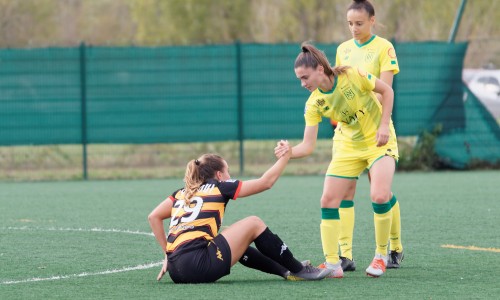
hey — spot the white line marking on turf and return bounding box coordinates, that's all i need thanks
[3,226,154,236]
[1,226,159,285]
[1,261,163,285]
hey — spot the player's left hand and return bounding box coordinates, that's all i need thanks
[274,140,290,158]
[376,125,390,147]
[157,254,168,281]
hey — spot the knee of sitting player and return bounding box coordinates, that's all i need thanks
[244,215,266,230]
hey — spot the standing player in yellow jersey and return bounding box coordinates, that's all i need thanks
[335,0,403,272]
[275,42,398,277]
[148,148,331,283]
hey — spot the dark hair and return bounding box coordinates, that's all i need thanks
[183,154,225,205]
[295,42,350,76]
[348,0,375,17]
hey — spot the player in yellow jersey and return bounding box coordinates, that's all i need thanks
[334,0,403,272]
[148,148,331,283]
[275,42,398,278]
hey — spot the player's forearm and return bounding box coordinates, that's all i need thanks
[379,89,394,127]
[149,216,168,252]
[291,142,315,158]
[260,156,290,188]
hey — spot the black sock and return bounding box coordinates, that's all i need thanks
[239,246,289,277]
[253,227,303,273]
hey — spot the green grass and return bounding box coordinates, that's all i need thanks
[1,171,499,299]
[0,139,416,181]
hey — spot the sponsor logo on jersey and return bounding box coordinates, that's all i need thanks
[388,47,397,58]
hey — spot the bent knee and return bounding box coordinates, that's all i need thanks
[244,216,265,227]
[370,192,391,204]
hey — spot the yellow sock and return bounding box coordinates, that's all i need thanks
[389,195,403,252]
[320,208,340,264]
[339,200,355,260]
[372,202,392,256]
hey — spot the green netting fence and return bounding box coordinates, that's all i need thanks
[0,41,499,178]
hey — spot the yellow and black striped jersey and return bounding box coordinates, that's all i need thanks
[166,179,242,255]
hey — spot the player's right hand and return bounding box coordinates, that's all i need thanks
[157,255,168,281]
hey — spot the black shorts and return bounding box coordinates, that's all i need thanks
[167,235,232,283]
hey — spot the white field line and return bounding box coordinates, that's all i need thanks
[1,226,159,285]
[3,226,154,236]
[1,261,163,285]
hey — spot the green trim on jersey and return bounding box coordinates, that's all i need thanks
[354,34,377,48]
[326,174,359,180]
[318,76,338,94]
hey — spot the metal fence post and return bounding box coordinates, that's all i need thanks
[448,0,467,43]
[79,42,88,180]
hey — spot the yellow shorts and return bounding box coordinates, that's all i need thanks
[326,139,399,179]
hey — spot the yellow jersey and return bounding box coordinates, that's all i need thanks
[336,35,399,77]
[304,67,397,150]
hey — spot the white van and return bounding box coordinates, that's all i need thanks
[463,69,500,119]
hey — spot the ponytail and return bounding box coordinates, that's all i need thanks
[183,154,225,205]
[295,42,350,77]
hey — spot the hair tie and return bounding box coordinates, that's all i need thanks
[194,159,200,166]
[302,46,309,53]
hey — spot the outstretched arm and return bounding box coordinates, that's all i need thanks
[237,141,292,198]
[275,125,318,159]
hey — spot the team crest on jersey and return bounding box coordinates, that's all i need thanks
[316,98,325,107]
[343,89,355,100]
[365,49,375,63]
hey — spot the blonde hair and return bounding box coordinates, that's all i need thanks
[294,42,350,77]
[183,154,225,205]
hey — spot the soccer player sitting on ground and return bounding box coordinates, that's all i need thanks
[148,142,331,283]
